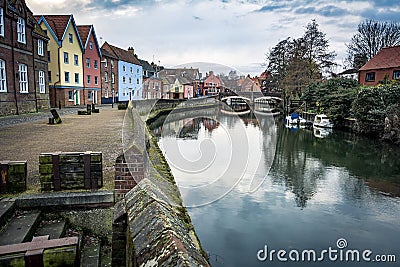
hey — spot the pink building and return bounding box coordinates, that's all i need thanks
[184,84,194,99]
[78,25,102,104]
[203,71,222,95]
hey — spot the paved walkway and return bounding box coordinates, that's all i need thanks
[0,105,126,190]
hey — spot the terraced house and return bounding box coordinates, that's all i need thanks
[35,14,82,107]
[101,42,142,102]
[0,0,50,115]
[78,25,101,105]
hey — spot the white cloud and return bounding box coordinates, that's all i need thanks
[26,0,399,76]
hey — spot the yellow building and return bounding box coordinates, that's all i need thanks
[35,15,84,107]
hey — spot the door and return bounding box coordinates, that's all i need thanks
[74,90,80,105]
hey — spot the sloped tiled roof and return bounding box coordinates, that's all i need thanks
[158,68,200,81]
[359,46,400,71]
[102,42,141,66]
[77,25,91,47]
[138,59,155,72]
[39,15,71,41]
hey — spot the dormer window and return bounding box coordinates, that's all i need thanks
[69,33,73,43]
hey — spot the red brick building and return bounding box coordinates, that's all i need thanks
[0,0,50,115]
[359,46,400,86]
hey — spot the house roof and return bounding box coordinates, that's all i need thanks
[35,14,84,50]
[138,59,155,72]
[77,25,91,47]
[359,46,400,71]
[158,68,200,81]
[101,42,141,66]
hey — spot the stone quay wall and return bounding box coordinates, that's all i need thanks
[112,104,210,266]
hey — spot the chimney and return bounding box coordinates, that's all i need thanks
[128,47,135,55]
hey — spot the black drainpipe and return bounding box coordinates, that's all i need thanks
[10,13,19,115]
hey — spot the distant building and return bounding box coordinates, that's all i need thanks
[1,0,50,115]
[203,71,222,95]
[100,44,119,104]
[138,58,155,78]
[338,68,358,81]
[36,14,85,107]
[158,68,200,99]
[359,46,400,86]
[77,25,102,104]
[142,77,162,99]
[101,42,143,102]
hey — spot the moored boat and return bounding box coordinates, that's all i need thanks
[313,114,333,128]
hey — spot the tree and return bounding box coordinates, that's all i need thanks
[266,20,336,97]
[346,19,400,69]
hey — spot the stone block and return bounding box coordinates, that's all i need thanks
[39,164,53,175]
[0,252,25,266]
[39,154,53,164]
[43,245,78,266]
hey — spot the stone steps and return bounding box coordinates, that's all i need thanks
[0,198,15,230]
[0,210,41,245]
[34,219,66,240]
[80,242,101,267]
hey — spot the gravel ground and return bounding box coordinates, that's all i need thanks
[0,105,126,190]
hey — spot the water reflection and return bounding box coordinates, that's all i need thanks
[150,109,400,267]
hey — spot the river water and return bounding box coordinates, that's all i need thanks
[150,107,400,267]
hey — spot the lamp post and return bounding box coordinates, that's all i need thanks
[112,89,115,108]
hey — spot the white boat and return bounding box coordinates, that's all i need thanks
[313,127,332,138]
[285,114,307,128]
[313,114,333,128]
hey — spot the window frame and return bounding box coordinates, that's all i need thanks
[48,71,52,83]
[365,72,375,82]
[0,59,7,92]
[94,60,98,69]
[17,17,26,44]
[68,90,74,101]
[65,71,70,83]
[393,70,400,79]
[39,70,45,93]
[104,71,108,82]
[86,58,90,68]
[87,75,91,84]
[38,39,44,56]
[74,73,79,84]
[94,76,98,85]
[0,8,4,37]
[18,64,28,93]
[69,33,73,43]
[74,54,79,66]
[64,52,69,64]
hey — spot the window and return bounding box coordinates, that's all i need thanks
[75,73,79,84]
[111,73,115,83]
[38,40,44,56]
[47,51,51,62]
[48,71,52,83]
[393,70,400,79]
[104,60,107,68]
[39,71,45,93]
[86,58,90,68]
[87,75,91,84]
[17,17,26,44]
[129,77,132,84]
[94,76,98,85]
[68,90,73,101]
[69,33,73,43]
[88,91,93,100]
[65,72,70,83]
[130,67,133,73]
[74,55,79,66]
[94,60,98,69]
[0,8,4,37]
[110,60,114,68]
[122,76,126,83]
[137,69,139,74]
[104,71,108,82]
[137,78,139,84]
[123,65,126,72]
[105,89,108,98]
[64,52,69,64]
[18,64,28,93]
[0,59,6,92]
[365,72,375,81]
[89,41,93,50]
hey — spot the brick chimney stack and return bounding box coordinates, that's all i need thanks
[128,47,135,55]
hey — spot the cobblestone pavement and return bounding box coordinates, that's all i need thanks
[0,105,126,190]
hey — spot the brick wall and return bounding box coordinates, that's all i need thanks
[114,145,144,202]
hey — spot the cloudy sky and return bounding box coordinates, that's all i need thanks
[26,0,399,76]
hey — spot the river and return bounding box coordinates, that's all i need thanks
[149,106,400,267]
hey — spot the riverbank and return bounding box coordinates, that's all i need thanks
[0,105,125,190]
